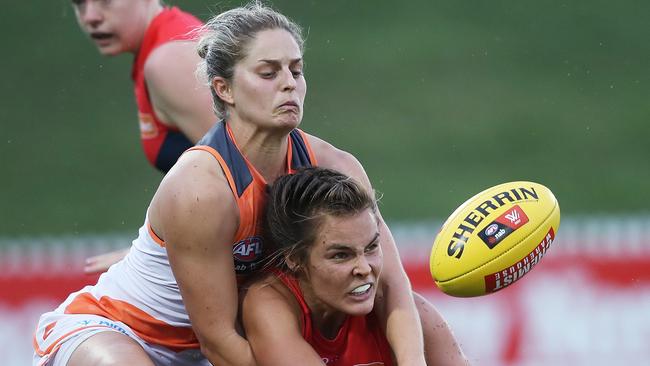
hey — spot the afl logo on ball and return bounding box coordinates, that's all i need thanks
[478,205,530,249]
[484,224,499,236]
[233,237,263,262]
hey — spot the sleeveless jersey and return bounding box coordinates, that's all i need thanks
[273,270,394,366]
[187,121,318,279]
[132,7,203,172]
[55,121,317,351]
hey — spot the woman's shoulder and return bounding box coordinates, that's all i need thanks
[162,149,231,195]
[148,149,238,234]
[303,133,357,169]
[302,132,368,185]
[241,271,302,318]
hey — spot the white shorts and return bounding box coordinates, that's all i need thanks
[33,312,211,366]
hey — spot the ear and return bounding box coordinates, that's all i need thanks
[211,76,234,105]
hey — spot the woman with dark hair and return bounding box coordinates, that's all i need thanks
[242,167,467,365]
[242,167,393,365]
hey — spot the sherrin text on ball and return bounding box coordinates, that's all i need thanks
[429,181,560,297]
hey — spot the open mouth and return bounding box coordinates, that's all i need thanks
[349,283,372,296]
[90,32,114,42]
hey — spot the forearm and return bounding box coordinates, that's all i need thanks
[201,329,256,366]
[376,217,426,365]
[380,272,426,365]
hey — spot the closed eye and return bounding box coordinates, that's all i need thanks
[259,71,276,79]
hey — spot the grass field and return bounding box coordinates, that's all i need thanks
[1,0,649,236]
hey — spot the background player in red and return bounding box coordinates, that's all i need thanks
[71,0,216,273]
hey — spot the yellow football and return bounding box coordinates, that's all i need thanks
[429,181,560,297]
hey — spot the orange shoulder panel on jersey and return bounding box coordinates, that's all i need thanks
[187,121,317,242]
[166,121,317,278]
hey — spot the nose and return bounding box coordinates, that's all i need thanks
[352,256,372,277]
[280,68,297,91]
[78,1,103,27]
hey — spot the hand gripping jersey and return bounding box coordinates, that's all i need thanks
[33,121,317,357]
[272,270,394,366]
[132,7,203,172]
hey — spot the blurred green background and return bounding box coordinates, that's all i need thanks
[1,0,648,237]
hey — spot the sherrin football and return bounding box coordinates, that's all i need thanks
[429,181,560,297]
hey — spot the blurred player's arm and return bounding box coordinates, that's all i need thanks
[242,281,325,366]
[144,41,215,143]
[84,247,130,274]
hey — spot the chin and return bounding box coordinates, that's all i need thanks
[96,46,123,57]
[274,112,302,127]
[343,300,375,317]
[282,116,302,128]
[94,40,130,56]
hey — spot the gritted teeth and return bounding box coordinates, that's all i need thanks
[350,283,371,294]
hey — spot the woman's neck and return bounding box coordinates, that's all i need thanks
[147,2,165,23]
[226,119,290,183]
[131,2,164,55]
[298,278,347,340]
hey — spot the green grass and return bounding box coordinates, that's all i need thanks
[1,0,648,236]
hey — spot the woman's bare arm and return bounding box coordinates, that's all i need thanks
[149,150,255,366]
[242,280,325,366]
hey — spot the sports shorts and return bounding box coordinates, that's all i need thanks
[33,312,211,366]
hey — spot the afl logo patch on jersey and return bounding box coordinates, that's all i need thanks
[233,236,263,263]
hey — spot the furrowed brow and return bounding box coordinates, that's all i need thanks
[326,232,380,252]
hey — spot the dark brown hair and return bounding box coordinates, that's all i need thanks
[263,167,376,271]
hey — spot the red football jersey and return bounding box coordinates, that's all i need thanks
[273,269,395,366]
[131,7,203,172]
